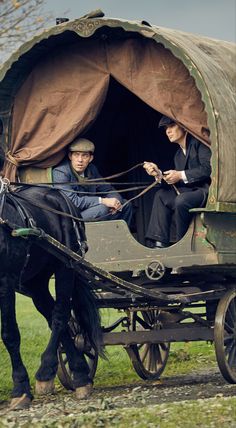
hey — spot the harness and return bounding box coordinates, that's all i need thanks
[56,189,88,256]
[0,177,9,222]
[0,177,33,291]
[0,177,35,229]
[0,177,87,258]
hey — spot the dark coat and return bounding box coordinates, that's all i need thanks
[145,135,212,243]
[52,159,121,211]
[174,134,211,194]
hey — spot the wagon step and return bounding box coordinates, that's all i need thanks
[12,227,224,303]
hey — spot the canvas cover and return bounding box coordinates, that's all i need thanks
[4,38,208,181]
[0,16,235,207]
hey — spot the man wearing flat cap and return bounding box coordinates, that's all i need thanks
[52,137,132,225]
[143,116,211,248]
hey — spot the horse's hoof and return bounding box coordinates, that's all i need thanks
[10,394,32,410]
[35,379,55,395]
[75,383,93,400]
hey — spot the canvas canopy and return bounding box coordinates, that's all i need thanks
[0,13,235,211]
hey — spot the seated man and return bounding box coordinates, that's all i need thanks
[52,138,132,226]
[143,115,211,248]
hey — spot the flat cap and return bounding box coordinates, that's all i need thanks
[158,115,175,128]
[69,138,95,153]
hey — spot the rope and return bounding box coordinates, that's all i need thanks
[6,151,19,167]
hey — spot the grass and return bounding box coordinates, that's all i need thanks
[0,293,217,400]
[42,397,235,428]
[0,396,236,427]
[1,293,236,427]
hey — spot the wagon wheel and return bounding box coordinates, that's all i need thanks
[214,289,236,384]
[57,343,98,390]
[57,316,98,390]
[126,310,170,380]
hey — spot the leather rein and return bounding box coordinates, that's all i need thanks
[5,163,161,223]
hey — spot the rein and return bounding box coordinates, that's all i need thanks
[0,161,175,223]
[5,162,159,222]
[9,163,145,188]
[11,178,159,223]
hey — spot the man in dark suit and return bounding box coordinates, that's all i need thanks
[144,116,211,248]
[52,138,132,225]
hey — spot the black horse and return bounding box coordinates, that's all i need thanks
[0,180,102,409]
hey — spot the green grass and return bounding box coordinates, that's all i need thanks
[1,293,235,427]
[66,397,236,428]
[0,293,217,401]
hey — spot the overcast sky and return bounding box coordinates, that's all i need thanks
[44,0,236,42]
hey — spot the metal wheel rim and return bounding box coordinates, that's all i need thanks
[214,289,236,384]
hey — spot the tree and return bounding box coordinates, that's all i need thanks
[0,0,52,62]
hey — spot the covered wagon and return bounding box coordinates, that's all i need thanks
[0,11,236,384]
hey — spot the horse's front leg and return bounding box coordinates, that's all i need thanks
[29,273,92,398]
[0,275,32,409]
[34,266,73,395]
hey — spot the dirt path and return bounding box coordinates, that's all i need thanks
[0,369,235,426]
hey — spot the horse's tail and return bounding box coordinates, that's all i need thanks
[72,275,105,358]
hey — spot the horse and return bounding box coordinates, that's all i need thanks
[0,180,103,409]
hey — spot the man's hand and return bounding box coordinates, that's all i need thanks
[101,197,122,213]
[163,170,182,184]
[143,162,162,180]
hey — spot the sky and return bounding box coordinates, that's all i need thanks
[43,0,236,42]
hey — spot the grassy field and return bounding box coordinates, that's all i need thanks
[0,292,217,399]
[1,292,236,428]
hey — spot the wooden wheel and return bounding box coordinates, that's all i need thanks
[126,310,170,380]
[214,289,236,384]
[57,343,98,390]
[57,316,98,390]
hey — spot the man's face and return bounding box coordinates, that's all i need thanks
[69,151,93,174]
[165,124,185,143]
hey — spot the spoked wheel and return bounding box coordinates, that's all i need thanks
[126,310,170,380]
[214,289,236,384]
[57,317,98,390]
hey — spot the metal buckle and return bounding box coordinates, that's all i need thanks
[0,177,10,194]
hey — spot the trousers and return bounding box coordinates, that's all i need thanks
[80,201,133,227]
[146,187,206,244]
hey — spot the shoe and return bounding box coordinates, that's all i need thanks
[154,241,169,248]
[145,239,156,248]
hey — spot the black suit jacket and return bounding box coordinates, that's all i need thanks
[174,134,211,194]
